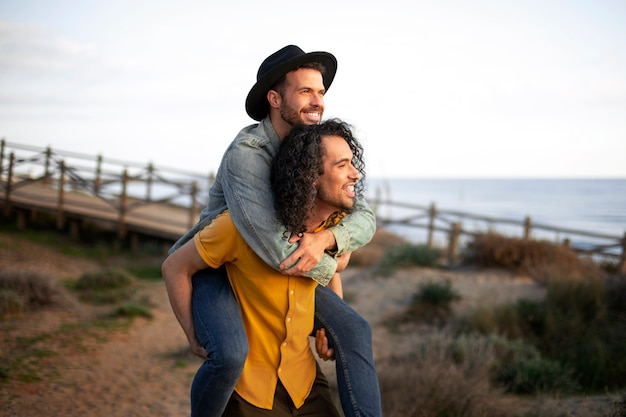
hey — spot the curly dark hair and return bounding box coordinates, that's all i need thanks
[271,118,366,236]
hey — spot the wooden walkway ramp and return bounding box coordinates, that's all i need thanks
[4,181,194,242]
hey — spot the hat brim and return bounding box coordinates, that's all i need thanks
[245,51,337,121]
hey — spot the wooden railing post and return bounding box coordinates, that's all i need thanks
[44,146,53,184]
[146,163,154,202]
[94,154,103,195]
[118,169,129,239]
[0,138,5,179]
[188,181,198,229]
[427,202,436,249]
[619,232,626,277]
[57,160,66,230]
[523,216,532,240]
[3,152,15,216]
[448,222,461,265]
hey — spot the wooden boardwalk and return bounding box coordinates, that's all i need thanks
[3,181,195,242]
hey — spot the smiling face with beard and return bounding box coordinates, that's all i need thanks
[269,67,326,137]
[312,134,360,220]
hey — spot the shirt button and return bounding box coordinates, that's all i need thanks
[283,342,287,346]
[286,317,292,322]
[290,290,294,295]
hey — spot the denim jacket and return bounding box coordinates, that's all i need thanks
[169,117,376,286]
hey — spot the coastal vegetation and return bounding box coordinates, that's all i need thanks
[1,226,624,416]
[374,232,626,416]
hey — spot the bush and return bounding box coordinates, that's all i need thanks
[417,279,460,306]
[0,270,69,315]
[72,268,138,304]
[540,278,626,390]
[459,277,626,392]
[376,243,442,276]
[492,346,579,394]
[113,303,153,319]
[495,356,579,395]
[126,265,162,280]
[378,333,507,417]
[463,232,602,283]
[403,279,461,325]
[460,298,546,340]
[74,268,136,290]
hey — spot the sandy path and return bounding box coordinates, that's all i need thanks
[1,282,198,417]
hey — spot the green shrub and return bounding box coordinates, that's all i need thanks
[126,265,162,280]
[400,280,461,325]
[72,268,138,304]
[494,355,579,394]
[376,243,441,276]
[113,303,153,319]
[459,276,626,393]
[460,298,546,340]
[417,279,460,306]
[74,268,136,290]
[539,278,626,390]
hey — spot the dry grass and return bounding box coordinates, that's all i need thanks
[0,269,75,315]
[378,333,507,417]
[463,232,605,284]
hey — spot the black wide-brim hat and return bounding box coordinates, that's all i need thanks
[245,45,337,121]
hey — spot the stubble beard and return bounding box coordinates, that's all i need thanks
[279,100,320,127]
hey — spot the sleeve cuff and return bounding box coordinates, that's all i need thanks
[307,256,338,286]
[328,223,350,256]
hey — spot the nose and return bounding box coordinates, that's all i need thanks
[311,92,324,108]
[349,164,360,180]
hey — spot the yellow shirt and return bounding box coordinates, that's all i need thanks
[194,211,340,409]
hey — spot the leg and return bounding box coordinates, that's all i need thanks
[314,285,382,417]
[190,266,248,417]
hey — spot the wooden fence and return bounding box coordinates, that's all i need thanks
[1,139,213,242]
[369,199,626,274]
[1,139,625,274]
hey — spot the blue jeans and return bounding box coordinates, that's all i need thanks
[190,267,382,417]
[190,267,248,417]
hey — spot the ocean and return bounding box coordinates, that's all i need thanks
[364,178,626,254]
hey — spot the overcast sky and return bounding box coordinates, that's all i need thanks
[1,0,625,179]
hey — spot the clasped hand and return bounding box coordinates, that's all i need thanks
[279,230,334,275]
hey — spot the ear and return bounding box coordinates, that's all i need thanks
[267,90,281,110]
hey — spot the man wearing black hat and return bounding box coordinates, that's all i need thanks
[167,45,381,417]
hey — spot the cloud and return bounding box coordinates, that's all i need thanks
[0,21,101,77]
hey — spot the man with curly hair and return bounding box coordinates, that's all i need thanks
[163,119,365,416]
[165,45,381,417]
[271,119,366,299]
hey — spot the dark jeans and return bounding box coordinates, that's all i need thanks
[190,267,382,417]
[222,363,342,417]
